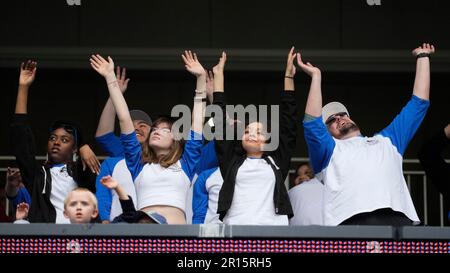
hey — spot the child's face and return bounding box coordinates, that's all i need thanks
[242,122,267,154]
[64,191,98,224]
[47,128,76,164]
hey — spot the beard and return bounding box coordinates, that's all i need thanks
[338,122,359,136]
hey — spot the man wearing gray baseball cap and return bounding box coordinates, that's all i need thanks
[299,43,435,226]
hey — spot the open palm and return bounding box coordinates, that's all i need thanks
[90,54,115,77]
[19,60,37,86]
[182,50,205,77]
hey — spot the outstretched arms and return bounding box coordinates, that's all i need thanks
[412,43,435,100]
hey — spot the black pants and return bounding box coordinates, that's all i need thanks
[339,208,414,226]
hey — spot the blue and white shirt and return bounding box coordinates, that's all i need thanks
[95,133,136,222]
[185,141,219,224]
[192,167,223,224]
[96,132,124,157]
[96,157,137,221]
[303,95,429,226]
[121,130,203,213]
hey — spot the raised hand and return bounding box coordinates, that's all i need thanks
[285,47,297,78]
[16,202,29,220]
[100,175,118,189]
[19,60,37,86]
[412,43,436,57]
[116,66,130,93]
[79,145,100,174]
[90,54,115,78]
[212,52,227,75]
[182,50,206,77]
[296,52,321,77]
[6,167,22,188]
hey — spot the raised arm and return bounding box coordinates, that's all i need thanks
[15,60,37,114]
[298,54,334,175]
[181,50,206,134]
[275,48,299,177]
[412,43,435,100]
[284,47,297,91]
[5,167,21,198]
[213,52,226,94]
[90,55,134,134]
[206,70,214,104]
[95,66,130,137]
[11,61,38,191]
[297,53,322,117]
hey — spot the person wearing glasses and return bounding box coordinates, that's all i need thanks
[301,43,435,226]
[10,60,99,223]
[90,51,206,224]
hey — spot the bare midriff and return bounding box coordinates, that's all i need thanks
[141,205,186,224]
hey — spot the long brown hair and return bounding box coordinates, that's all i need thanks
[141,116,184,168]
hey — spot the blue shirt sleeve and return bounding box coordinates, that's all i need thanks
[192,168,216,224]
[9,187,31,207]
[181,130,204,181]
[95,132,124,157]
[378,95,430,156]
[120,132,144,181]
[303,117,336,174]
[193,141,219,176]
[96,157,121,221]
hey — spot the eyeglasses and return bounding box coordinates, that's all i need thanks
[150,127,171,134]
[325,112,348,126]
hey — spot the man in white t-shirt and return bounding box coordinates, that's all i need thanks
[299,43,435,226]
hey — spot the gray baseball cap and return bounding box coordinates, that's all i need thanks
[322,102,349,124]
[130,110,152,126]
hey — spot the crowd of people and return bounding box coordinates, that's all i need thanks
[2,43,448,227]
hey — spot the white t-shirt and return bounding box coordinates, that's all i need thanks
[224,158,288,225]
[320,135,420,226]
[49,164,77,224]
[288,178,324,226]
[135,161,190,212]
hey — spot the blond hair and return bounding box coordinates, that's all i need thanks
[64,187,98,210]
